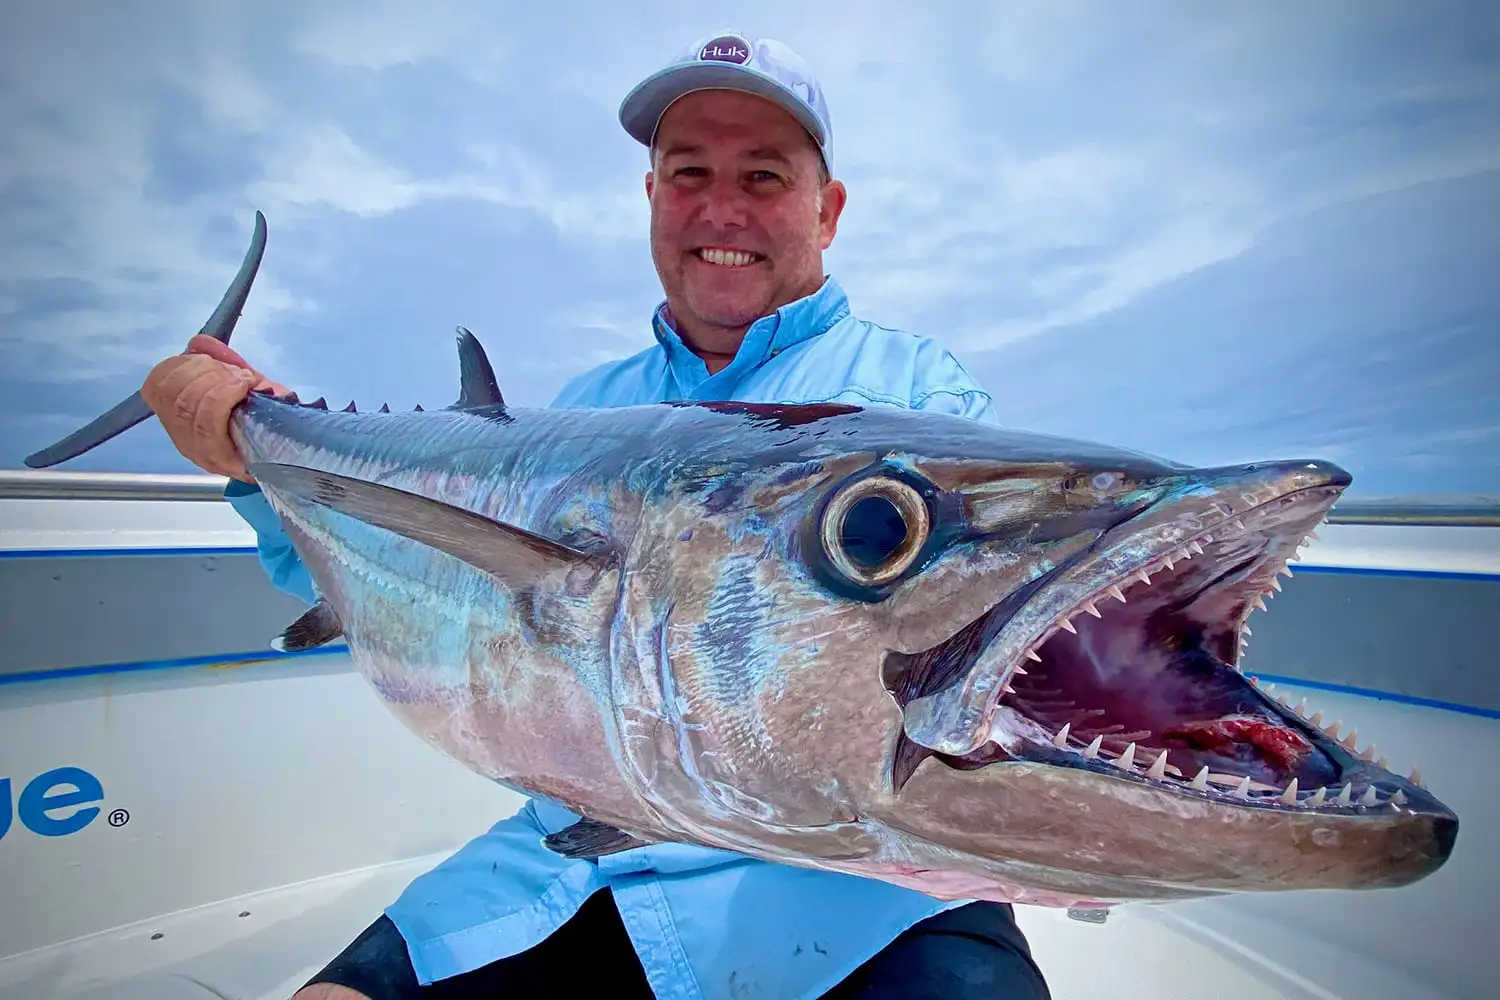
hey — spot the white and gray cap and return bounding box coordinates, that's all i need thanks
[618,30,834,175]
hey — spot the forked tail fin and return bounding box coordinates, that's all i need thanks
[23,210,269,469]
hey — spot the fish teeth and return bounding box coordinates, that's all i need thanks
[1190,767,1210,791]
[1108,585,1127,603]
[1336,783,1353,806]
[1307,786,1327,807]
[1052,723,1071,748]
[1278,779,1299,805]
[1025,649,1042,662]
[1115,743,1137,770]
[1359,786,1379,807]
[1083,736,1103,759]
[1392,789,1408,806]
[1146,750,1169,780]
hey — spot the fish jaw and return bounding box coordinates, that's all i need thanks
[858,457,1459,899]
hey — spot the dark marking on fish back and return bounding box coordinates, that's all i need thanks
[668,399,862,428]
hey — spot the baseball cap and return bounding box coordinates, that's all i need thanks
[619,31,834,175]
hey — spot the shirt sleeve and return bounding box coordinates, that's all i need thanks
[906,342,1001,425]
[224,480,318,606]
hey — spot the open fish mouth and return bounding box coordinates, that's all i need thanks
[886,478,1442,817]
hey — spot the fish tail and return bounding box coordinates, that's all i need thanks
[23,210,269,469]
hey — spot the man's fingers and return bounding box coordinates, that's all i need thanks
[187,334,256,371]
[188,367,259,479]
[185,335,289,397]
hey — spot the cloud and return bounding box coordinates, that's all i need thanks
[0,0,1496,496]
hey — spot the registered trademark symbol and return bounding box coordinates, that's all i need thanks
[107,808,130,827]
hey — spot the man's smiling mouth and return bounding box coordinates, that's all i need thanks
[695,247,764,267]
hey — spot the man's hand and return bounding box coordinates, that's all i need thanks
[140,334,288,483]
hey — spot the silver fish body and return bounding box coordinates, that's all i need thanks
[27,212,1458,909]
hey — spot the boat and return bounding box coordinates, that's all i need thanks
[0,469,1493,999]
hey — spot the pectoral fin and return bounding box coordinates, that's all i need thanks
[248,462,593,585]
[271,597,344,652]
[542,818,651,859]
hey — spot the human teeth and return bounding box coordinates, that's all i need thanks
[1279,779,1300,805]
[1360,786,1379,807]
[1146,750,1169,780]
[1052,723,1071,748]
[698,248,757,266]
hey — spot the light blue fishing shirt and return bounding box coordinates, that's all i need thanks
[226,276,1002,999]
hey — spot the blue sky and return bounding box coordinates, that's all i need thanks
[2,1,1497,497]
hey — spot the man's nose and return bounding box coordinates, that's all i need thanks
[695,178,752,229]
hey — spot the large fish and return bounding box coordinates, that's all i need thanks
[26,212,1457,908]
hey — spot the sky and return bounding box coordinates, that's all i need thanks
[2,0,1497,498]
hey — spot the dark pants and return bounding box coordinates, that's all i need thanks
[308,888,1051,998]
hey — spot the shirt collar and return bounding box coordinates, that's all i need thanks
[651,276,851,397]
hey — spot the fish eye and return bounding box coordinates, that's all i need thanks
[822,476,930,587]
[1091,472,1118,491]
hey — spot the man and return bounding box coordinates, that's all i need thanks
[142,31,1053,1000]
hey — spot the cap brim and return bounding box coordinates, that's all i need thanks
[619,62,827,153]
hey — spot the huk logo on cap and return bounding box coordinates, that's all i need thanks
[699,34,751,65]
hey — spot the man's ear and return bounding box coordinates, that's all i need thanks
[819,179,848,250]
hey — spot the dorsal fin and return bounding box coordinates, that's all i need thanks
[451,326,505,410]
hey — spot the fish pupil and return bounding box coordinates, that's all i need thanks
[840,495,908,569]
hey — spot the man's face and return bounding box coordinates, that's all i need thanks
[646,89,847,339]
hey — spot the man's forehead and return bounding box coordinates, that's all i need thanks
[656,140,795,163]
